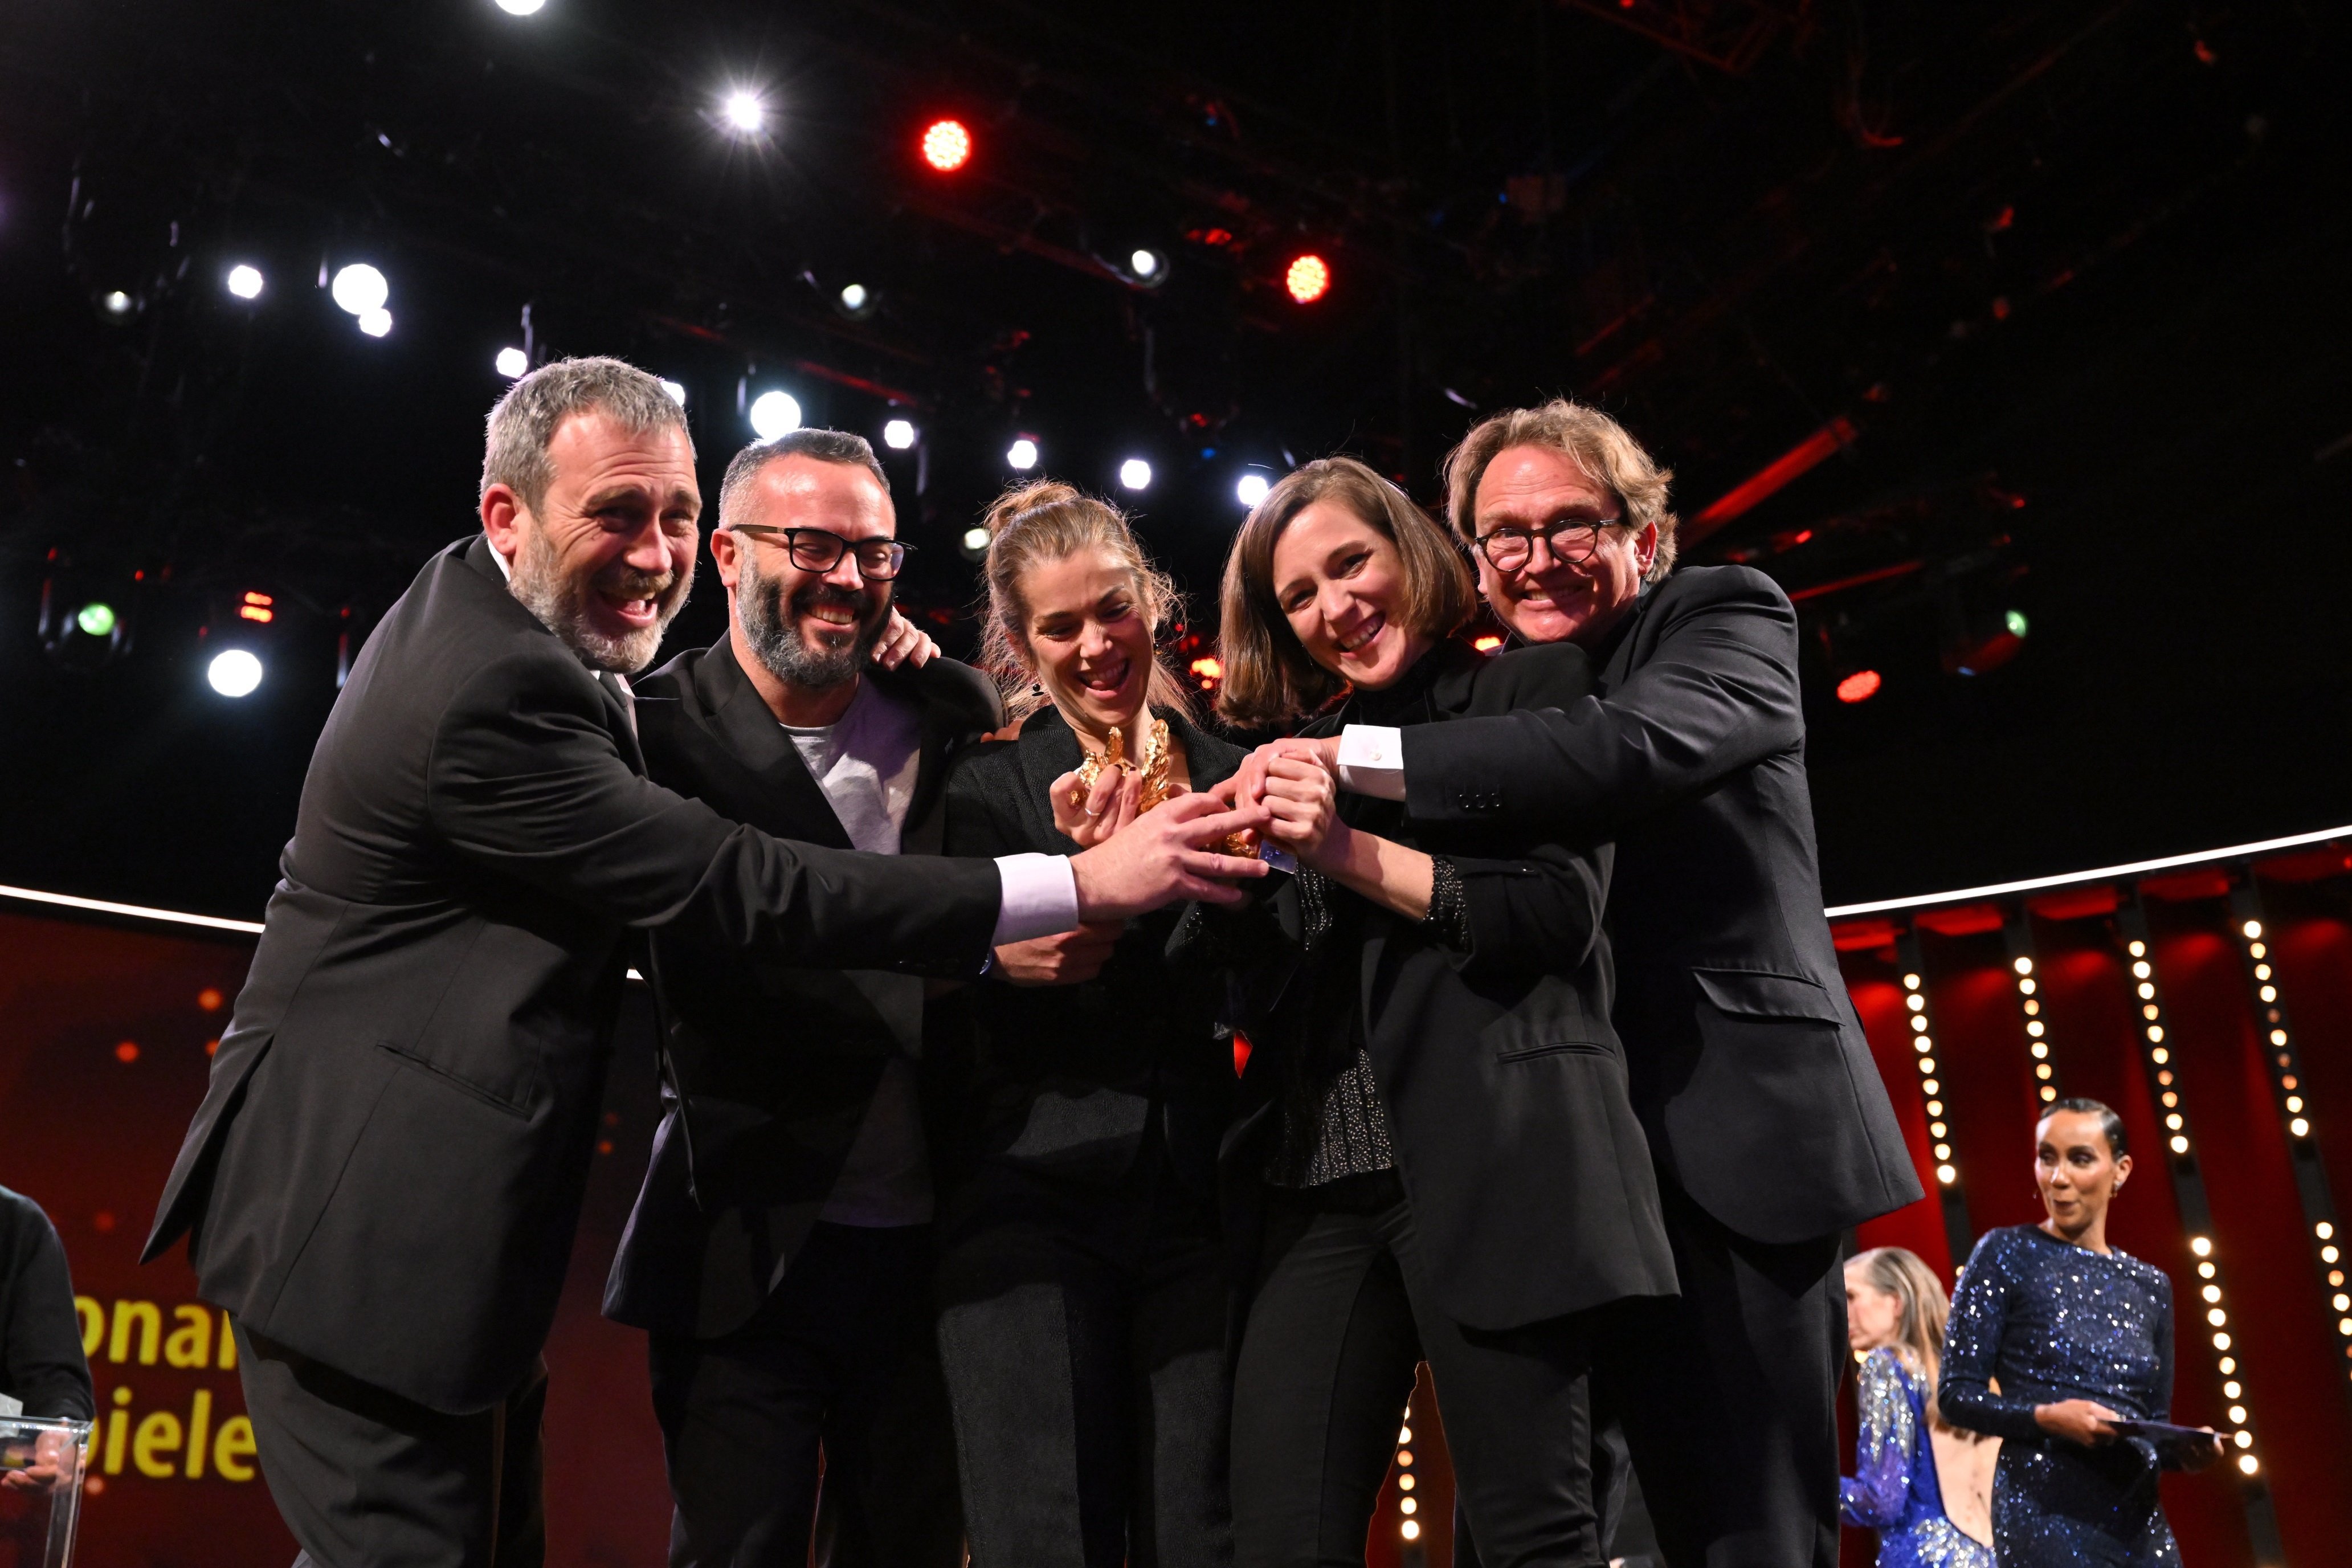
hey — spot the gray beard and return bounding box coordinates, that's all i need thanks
[738,556,885,691]
[508,527,686,673]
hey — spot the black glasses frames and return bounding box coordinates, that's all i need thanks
[727,524,914,580]
[1472,517,1623,573]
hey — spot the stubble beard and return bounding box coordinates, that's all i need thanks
[507,520,689,673]
[737,550,887,692]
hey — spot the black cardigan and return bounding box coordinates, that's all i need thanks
[929,703,1246,1198]
[1214,640,1676,1332]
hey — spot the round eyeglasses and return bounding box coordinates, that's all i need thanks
[1472,517,1622,574]
[727,524,913,580]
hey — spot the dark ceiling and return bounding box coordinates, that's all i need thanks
[3,0,2347,917]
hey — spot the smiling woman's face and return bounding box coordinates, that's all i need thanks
[1019,546,1157,739]
[1269,499,1428,692]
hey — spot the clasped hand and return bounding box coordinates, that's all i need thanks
[1219,737,1348,873]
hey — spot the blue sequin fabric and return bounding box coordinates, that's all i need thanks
[1941,1226,2182,1566]
[1840,1349,1994,1567]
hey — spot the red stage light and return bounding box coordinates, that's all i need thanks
[920,119,972,172]
[1285,254,1330,304]
[1836,669,1883,704]
[239,590,276,624]
[1472,635,1504,654]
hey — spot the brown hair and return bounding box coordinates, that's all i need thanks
[1440,398,1679,583]
[976,480,1195,722]
[1848,1247,1957,1428]
[1215,456,1475,728]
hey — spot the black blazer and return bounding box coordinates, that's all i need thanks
[1221,640,1676,1333]
[605,639,1004,1338]
[929,703,1242,1197]
[142,536,1004,1414]
[1396,566,1921,1244]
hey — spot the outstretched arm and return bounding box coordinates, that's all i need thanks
[1840,1350,1917,1530]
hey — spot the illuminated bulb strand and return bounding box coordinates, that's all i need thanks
[2002,918,2060,1109]
[2113,904,2271,1496]
[2226,893,2352,1394]
[1894,931,1975,1268]
[1394,1406,1421,1544]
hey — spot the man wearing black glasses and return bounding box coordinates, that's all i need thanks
[609,428,995,1567]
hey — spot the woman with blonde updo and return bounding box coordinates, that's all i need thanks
[926,480,1242,1568]
[1840,1246,1995,1567]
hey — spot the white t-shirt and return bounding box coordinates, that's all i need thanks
[779,680,934,1228]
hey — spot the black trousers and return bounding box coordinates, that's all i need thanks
[1229,1175,1601,1568]
[934,1158,1231,1568]
[648,1222,961,1568]
[234,1322,546,1568]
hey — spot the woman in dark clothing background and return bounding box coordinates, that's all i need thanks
[1941,1099,2220,1566]
[928,480,1241,1568]
[1206,457,1675,1568]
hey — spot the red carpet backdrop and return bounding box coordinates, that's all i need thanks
[4,836,2350,1567]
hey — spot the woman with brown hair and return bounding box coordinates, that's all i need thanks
[1206,455,1674,1568]
[926,480,1244,1568]
[1840,1246,1994,1566]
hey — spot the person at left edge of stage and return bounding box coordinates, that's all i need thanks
[1204,456,1675,1568]
[1,1185,95,1496]
[139,357,1273,1568]
[604,427,993,1567]
[925,480,1243,1568]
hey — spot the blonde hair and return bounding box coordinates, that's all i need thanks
[1215,456,1475,728]
[1440,398,1679,583]
[1848,1247,1956,1428]
[976,480,1195,722]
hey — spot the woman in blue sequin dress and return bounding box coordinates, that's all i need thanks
[1840,1246,1994,1567]
[1941,1099,2220,1565]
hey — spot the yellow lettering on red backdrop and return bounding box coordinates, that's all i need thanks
[213,1415,257,1483]
[132,1410,183,1479]
[109,1300,162,1365]
[218,1310,238,1370]
[104,1387,131,1475]
[164,1304,213,1369]
[185,1389,213,1480]
[75,1296,104,1357]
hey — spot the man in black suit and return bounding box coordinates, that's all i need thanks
[604,427,994,1566]
[1243,401,1921,1568]
[142,358,1268,1567]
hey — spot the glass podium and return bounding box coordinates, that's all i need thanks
[0,1418,92,1568]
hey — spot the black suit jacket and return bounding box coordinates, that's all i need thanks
[142,537,1004,1413]
[1223,641,1675,1332]
[929,703,1242,1199]
[604,639,1004,1338]
[1397,566,1921,1244]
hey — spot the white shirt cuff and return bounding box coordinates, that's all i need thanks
[1334,725,1408,802]
[991,852,1080,945]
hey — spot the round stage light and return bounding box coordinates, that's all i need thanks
[2004,609,2030,638]
[1128,248,1168,285]
[1285,254,1331,304]
[357,307,394,338]
[749,391,802,439]
[1006,438,1039,471]
[495,0,546,13]
[1118,458,1152,491]
[101,289,136,317]
[883,418,917,451]
[1835,669,1882,704]
[724,90,767,135]
[226,264,266,300]
[921,119,972,172]
[962,526,990,553]
[1236,473,1271,508]
[330,263,389,316]
[495,346,528,378]
[208,649,264,698]
[76,602,117,638]
[660,378,687,406]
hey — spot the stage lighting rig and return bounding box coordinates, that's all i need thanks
[330,264,389,317]
[659,378,687,407]
[1235,473,1271,508]
[749,391,802,439]
[38,567,135,672]
[961,527,990,559]
[1284,254,1330,304]
[882,419,917,451]
[96,289,139,323]
[1126,249,1170,288]
[357,309,393,338]
[225,265,265,300]
[495,346,528,378]
[1118,459,1153,492]
[493,0,546,13]
[836,282,879,321]
[920,119,973,173]
[1006,437,1039,471]
[207,648,264,699]
[722,90,768,137]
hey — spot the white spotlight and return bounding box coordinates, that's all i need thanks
[883,418,917,451]
[749,390,802,439]
[660,378,687,407]
[1118,458,1153,491]
[723,89,766,134]
[1130,248,1162,279]
[495,346,528,378]
[357,307,393,338]
[494,0,546,13]
[1236,473,1271,507]
[101,290,135,316]
[1006,438,1039,471]
[330,263,389,316]
[207,648,264,698]
[962,526,990,553]
[226,264,266,300]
